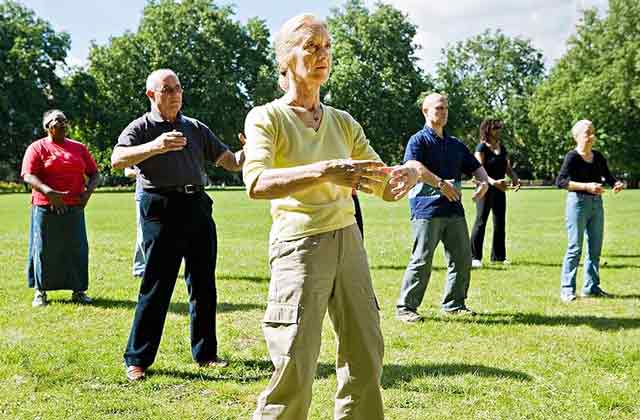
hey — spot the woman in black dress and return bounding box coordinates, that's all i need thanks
[470,119,520,267]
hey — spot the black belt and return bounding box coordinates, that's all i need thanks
[144,185,204,194]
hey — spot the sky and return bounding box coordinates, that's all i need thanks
[20,0,608,74]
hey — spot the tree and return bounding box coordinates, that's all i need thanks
[81,0,278,180]
[530,0,640,184]
[434,30,546,177]
[325,0,430,164]
[0,0,70,178]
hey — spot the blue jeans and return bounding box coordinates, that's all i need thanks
[397,217,472,312]
[561,192,605,296]
[132,192,146,277]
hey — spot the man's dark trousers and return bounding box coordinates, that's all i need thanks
[124,190,218,368]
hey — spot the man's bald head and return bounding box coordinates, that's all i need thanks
[421,93,447,112]
[421,92,449,130]
[146,69,179,92]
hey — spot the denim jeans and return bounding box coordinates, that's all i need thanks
[396,216,472,312]
[561,192,605,296]
[132,192,146,277]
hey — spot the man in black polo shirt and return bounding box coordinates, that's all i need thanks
[395,93,490,322]
[111,68,244,381]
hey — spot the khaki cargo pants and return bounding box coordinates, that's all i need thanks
[253,224,384,420]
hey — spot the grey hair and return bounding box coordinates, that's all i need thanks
[42,109,66,130]
[145,69,178,92]
[274,14,327,92]
[571,119,592,140]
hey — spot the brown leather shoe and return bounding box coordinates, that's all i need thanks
[198,358,229,368]
[126,365,146,381]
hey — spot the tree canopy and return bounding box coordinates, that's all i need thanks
[325,0,431,164]
[80,0,278,180]
[434,29,546,177]
[530,0,640,181]
[3,0,639,185]
[0,0,70,177]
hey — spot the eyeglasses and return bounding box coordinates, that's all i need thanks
[155,84,183,95]
[48,119,67,128]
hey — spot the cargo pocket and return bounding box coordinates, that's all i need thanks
[262,302,301,357]
[262,302,300,325]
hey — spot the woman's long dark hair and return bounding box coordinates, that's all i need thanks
[479,119,503,144]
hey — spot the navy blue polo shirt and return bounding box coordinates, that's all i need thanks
[403,126,480,219]
[116,110,229,189]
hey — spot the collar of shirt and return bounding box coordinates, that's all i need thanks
[422,125,449,141]
[149,109,185,124]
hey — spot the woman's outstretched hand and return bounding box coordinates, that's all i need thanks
[322,159,386,194]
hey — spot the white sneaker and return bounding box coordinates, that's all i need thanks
[32,290,48,307]
[471,259,483,269]
[561,293,577,303]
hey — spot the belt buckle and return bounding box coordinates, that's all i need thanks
[184,184,197,194]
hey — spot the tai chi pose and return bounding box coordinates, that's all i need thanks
[470,119,520,267]
[395,93,490,323]
[556,119,624,302]
[243,14,417,420]
[21,110,99,307]
[111,69,244,381]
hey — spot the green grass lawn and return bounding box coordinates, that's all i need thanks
[1,188,639,419]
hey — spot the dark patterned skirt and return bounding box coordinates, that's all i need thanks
[27,205,89,291]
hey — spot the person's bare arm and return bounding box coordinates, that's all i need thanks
[403,160,460,201]
[78,171,100,207]
[249,160,384,200]
[216,149,245,172]
[506,158,521,191]
[471,166,490,201]
[23,173,68,212]
[111,131,187,169]
[567,181,603,195]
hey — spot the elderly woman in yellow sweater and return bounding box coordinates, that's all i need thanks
[243,13,418,420]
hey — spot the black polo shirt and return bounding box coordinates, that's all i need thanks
[116,110,229,189]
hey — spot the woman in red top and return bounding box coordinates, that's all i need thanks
[21,110,100,307]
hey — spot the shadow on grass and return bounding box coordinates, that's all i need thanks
[371,265,506,271]
[313,362,531,386]
[440,312,640,331]
[603,254,640,258]
[88,298,264,314]
[605,293,640,300]
[514,260,640,269]
[381,363,532,387]
[218,274,270,283]
[151,360,273,382]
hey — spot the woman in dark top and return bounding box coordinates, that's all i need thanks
[470,119,520,267]
[556,119,624,302]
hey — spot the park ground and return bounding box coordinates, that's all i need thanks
[1,188,639,419]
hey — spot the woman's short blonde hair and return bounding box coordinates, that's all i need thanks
[571,119,592,140]
[274,14,327,92]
